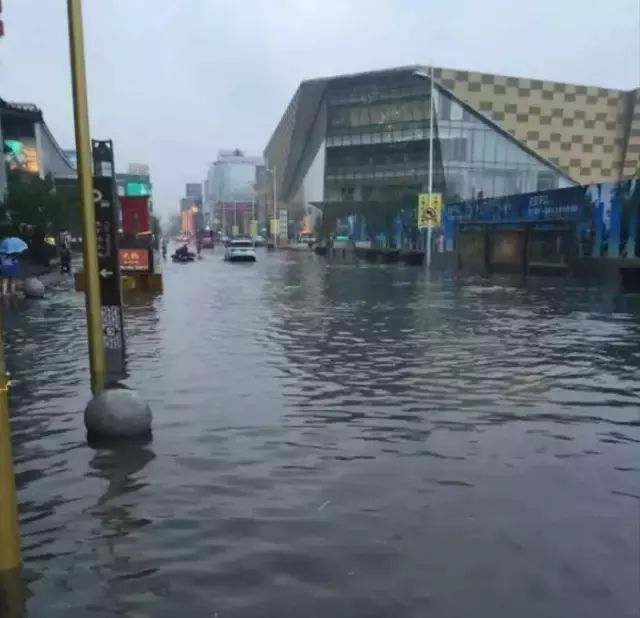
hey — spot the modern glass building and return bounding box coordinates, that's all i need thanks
[264,66,636,241]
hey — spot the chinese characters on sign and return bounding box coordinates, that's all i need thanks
[93,175,126,380]
[119,248,150,272]
[279,209,288,239]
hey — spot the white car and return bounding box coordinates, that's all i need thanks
[224,238,256,262]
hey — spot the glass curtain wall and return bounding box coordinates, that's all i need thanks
[324,78,573,204]
[320,76,574,245]
[325,78,435,203]
[433,88,574,201]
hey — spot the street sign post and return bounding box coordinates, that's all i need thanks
[418,192,443,269]
[93,175,126,383]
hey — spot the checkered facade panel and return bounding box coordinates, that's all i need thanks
[436,67,633,183]
[622,89,640,178]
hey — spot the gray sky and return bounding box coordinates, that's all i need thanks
[0,0,638,219]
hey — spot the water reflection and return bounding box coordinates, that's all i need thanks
[5,253,640,617]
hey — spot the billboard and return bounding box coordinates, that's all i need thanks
[119,248,150,271]
[120,196,151,236]
[443,180,640,259]
[4,137,39,174]
[125,181,151,196]
[128,162,149,176]
[279,208,288,239]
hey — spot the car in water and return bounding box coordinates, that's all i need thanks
[224,238,256,262]
[197,230,215,249]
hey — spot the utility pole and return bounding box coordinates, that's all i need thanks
[0,304,22,614]
[67,0,106,392]
[270,166,278,248]
[0,0,20,595]
[427,63,434,270]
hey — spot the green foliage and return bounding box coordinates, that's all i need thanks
[0,171,81,235]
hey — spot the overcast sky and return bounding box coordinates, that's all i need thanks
[0,0,638,219]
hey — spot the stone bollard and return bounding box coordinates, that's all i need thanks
[85,389,152,439]
[23,277,45,299]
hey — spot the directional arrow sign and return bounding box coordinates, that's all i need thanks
[93,155,126,384]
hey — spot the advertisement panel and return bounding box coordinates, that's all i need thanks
[4,137,39,174]
[128,162,150,176]
[279,208,288,239]
[119,248,150,272]
[125,181,151,196]
[120,196,151,235]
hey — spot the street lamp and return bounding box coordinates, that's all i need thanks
[413,67,435,268]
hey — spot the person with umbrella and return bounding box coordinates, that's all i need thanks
[0,237,28,296]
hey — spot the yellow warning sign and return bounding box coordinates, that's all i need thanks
[417,193,442,229]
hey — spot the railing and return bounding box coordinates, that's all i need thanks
[326,162,427,180]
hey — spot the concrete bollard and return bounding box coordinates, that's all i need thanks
[23,277,45,299]
[84,389,152,439]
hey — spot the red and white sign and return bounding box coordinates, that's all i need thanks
[119,248,150,272]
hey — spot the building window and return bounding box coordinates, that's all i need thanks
[439,95,452,119]
[537,171,556,190]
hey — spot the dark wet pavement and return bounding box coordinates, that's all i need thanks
[4,249,640,617]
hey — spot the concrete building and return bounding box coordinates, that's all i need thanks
[1,98,75,195]
[204,149,263,231]
[264,66,639,236]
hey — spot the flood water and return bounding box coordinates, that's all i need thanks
[4,249,640,617]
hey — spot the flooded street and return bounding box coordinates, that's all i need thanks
[5,249,640,617]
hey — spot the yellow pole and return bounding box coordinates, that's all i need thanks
[67,0,106,393]
[0,305,23,617]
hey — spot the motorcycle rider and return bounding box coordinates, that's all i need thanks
[175,244,190,259]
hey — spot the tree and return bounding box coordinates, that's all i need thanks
[1,171,80,235]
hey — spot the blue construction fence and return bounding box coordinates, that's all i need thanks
[441,179,640,259]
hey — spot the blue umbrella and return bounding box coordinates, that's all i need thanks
[0,237,28,254]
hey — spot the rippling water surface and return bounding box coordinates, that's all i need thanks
[4,250,640,617]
